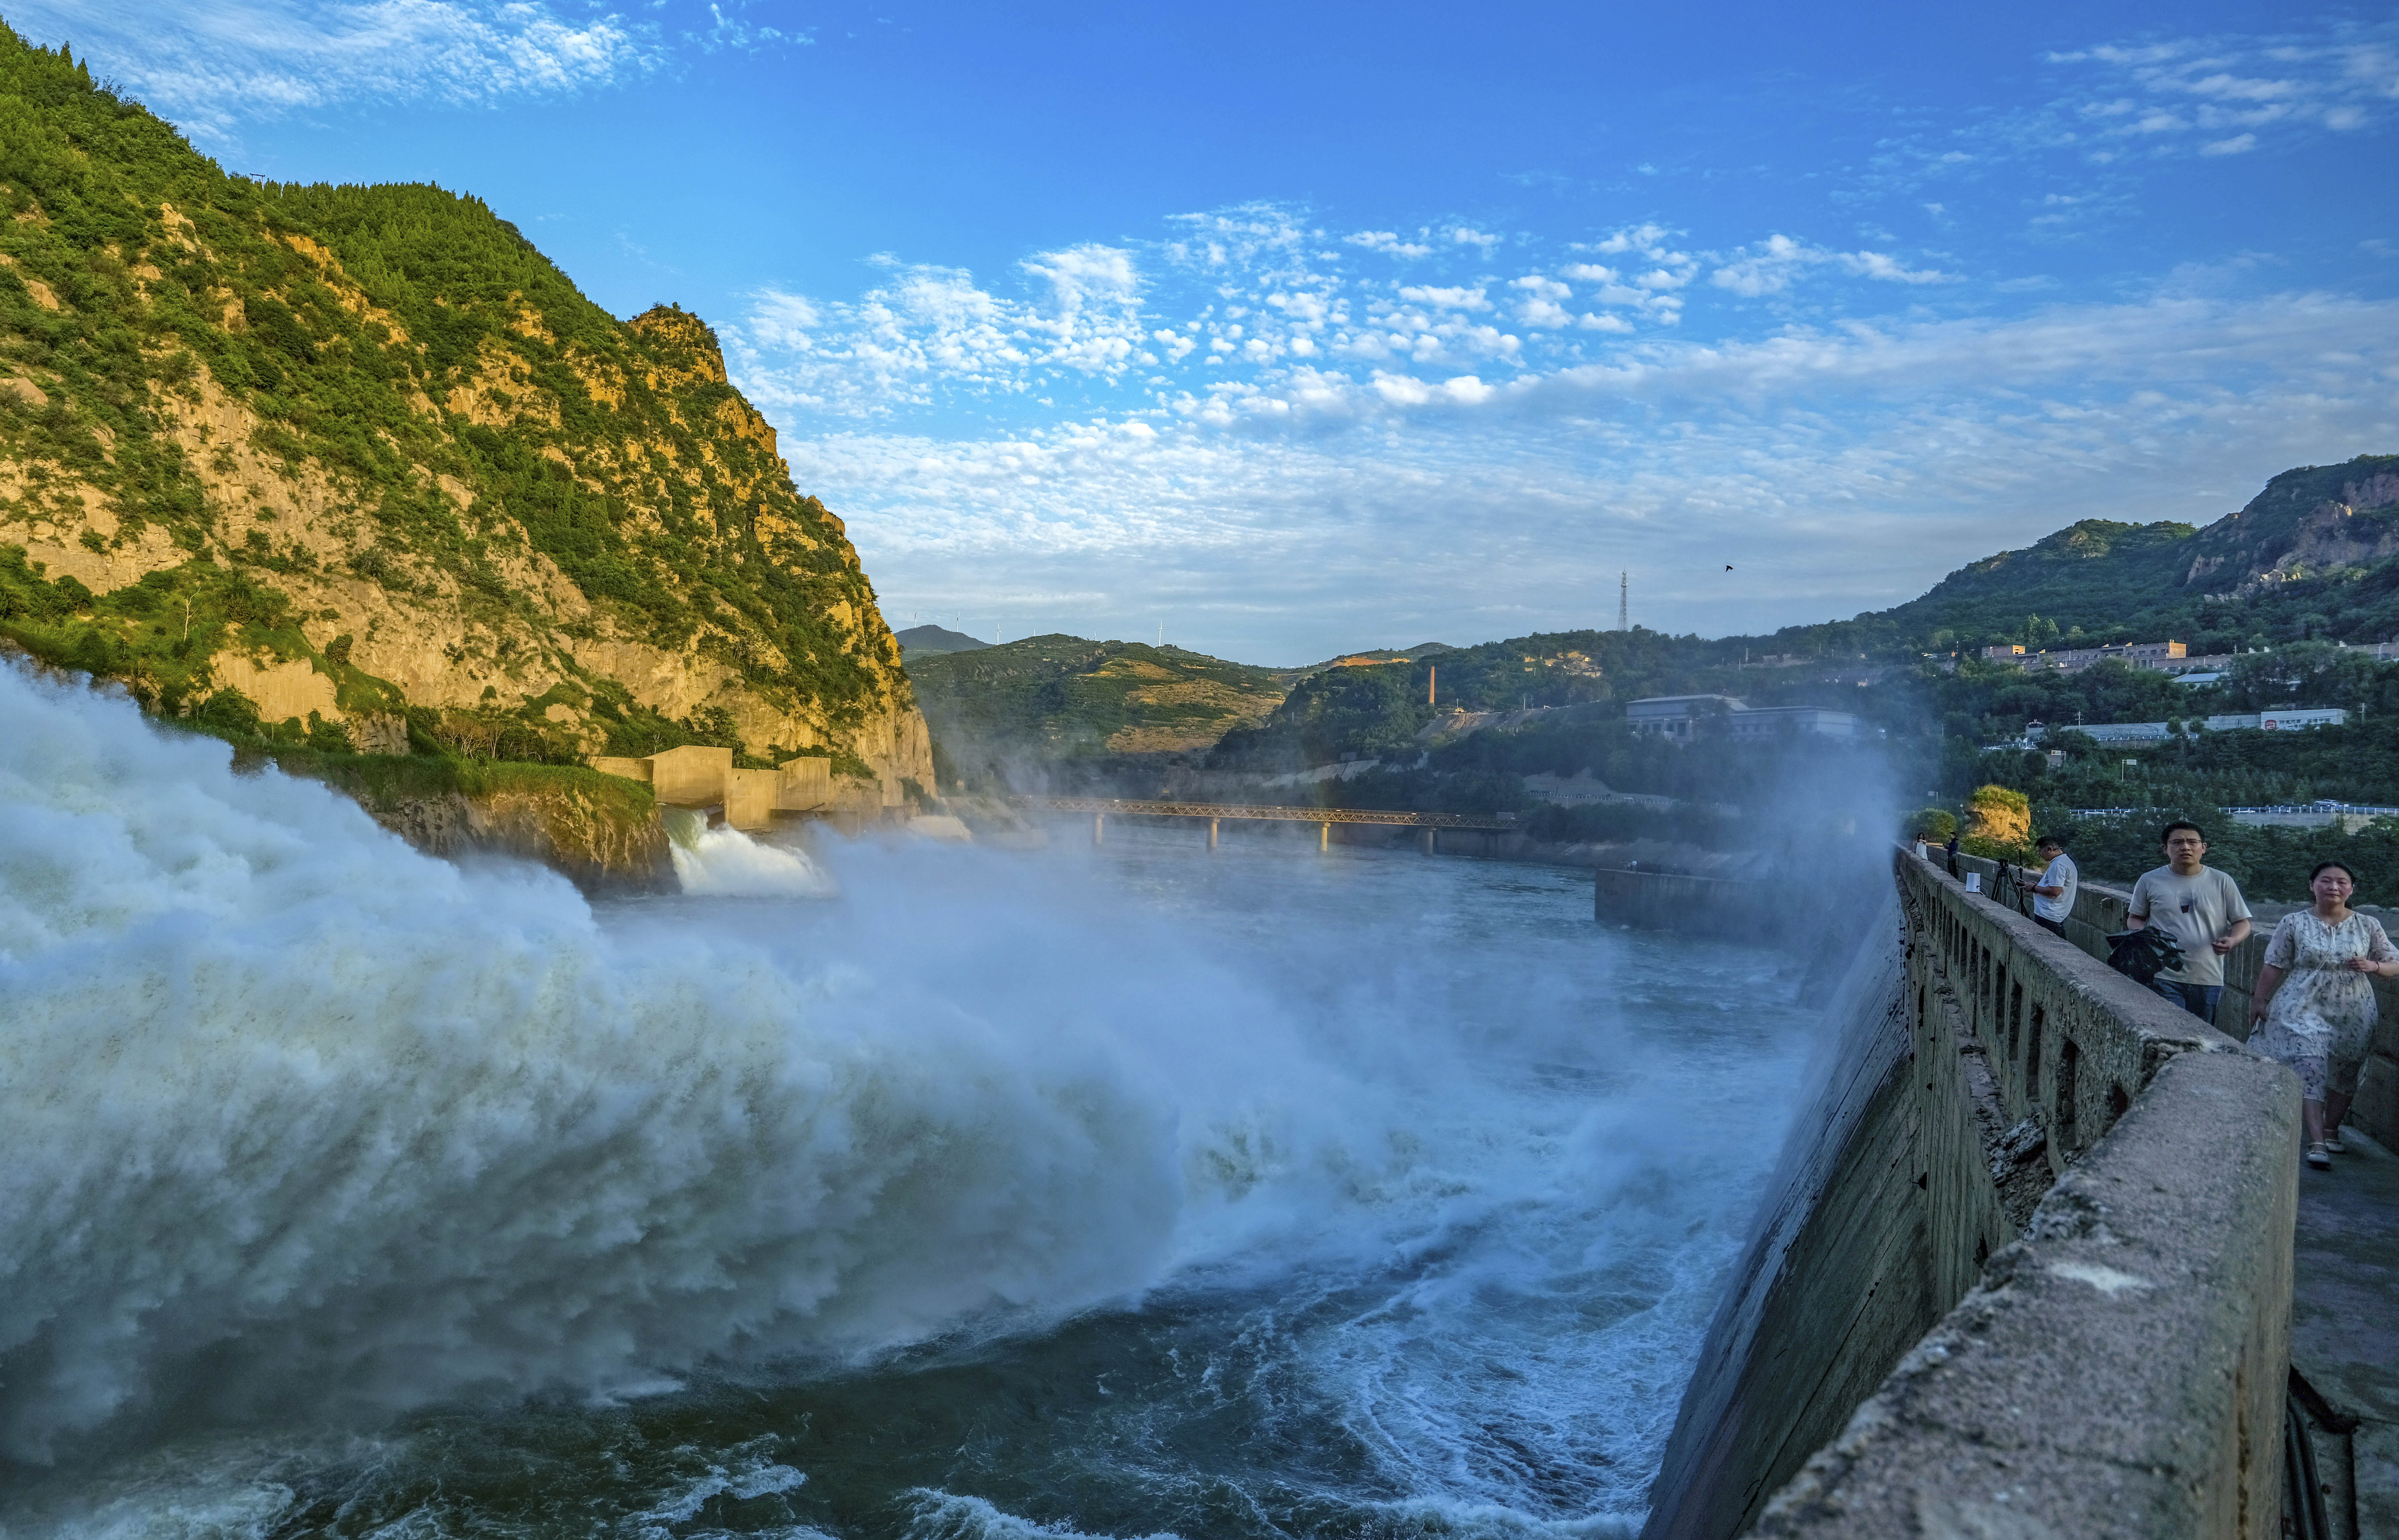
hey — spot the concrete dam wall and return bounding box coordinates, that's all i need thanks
[1637,851,2302,1538]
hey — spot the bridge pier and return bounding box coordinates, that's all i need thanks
[1319,821,1330,853]
[1420,828,1436,856]
[1208,818,1219,851]
[1093,812,1104,846]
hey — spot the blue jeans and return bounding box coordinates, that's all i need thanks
[2150,980,2222,1023]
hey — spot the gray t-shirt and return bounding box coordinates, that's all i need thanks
[2033,854,2078,922]
[2128,865,2253,985]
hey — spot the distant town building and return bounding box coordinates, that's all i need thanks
[1627,695,1863,742]
[2029,708,2349,745]
[1998,639,2188,674]
[1729,707,1864,740]
[1982,638,2399,678]
[1627,695,1745,740]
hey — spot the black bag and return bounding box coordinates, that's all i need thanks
[2105,927,2185,987]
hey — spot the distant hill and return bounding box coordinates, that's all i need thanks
[895,624,990,660]
[1210,629,1714,770]
[905,634,1288,778]
[1291,641,1455,672]
[1756,454,2399,659]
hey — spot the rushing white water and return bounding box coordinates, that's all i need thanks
[0,666,1830,1537]
[668,814,838,898]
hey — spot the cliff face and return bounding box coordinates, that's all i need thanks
[0,32,930,811]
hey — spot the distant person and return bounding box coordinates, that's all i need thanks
[1943,831,1961,879]
[2028,835,2077,938]
[2248,861,2398,1171]
[2126,821,2252,1023]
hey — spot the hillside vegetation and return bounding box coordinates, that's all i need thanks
[0,29,927,801]
[909,634,1288,782]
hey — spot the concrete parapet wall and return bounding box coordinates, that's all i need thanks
[590,755,652,783]
[1754,1049,2297,1538]
[1645,851,2301,1539]
[1937,845,2399,1152]
[1898,855,2234,1178]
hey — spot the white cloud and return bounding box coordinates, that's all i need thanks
[1396,285,1491,311]
[694,1,808,54]
[1510,276,1574,329]
[1587,223,1677,257]
[1345,230,1434,259]
[6,0,659,136]
[2043,20,2399,158]
[1711,235,1955,297]
[734,247,1152,416]
[724,190,2396,656]
[789,288,2399,661]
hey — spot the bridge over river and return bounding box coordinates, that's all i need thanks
[1014,795,1518,852]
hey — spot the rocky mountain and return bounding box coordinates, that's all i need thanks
[1765,454,2399,658]
[0,30,929,810]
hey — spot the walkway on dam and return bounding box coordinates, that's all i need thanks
[2295,1128,2399,1537]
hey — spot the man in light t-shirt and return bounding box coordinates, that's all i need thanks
[2028,835,2077,938]
[2127,820,2252,1023]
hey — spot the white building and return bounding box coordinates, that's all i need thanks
[1627,695,1863,742]
[2033,708,2348,744]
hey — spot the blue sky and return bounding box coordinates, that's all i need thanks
[12,0,2399,663]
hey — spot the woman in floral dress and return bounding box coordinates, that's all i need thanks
[2248,861,2399,1170]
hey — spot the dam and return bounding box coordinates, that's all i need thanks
[1622,845,2399,1538]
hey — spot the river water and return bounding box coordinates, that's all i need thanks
[0,668,1825,1539]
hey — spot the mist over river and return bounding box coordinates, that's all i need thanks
[0,666,1826,1538]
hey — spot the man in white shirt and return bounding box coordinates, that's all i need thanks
[2127,820,2252,1023]
[2028,835,2076,938]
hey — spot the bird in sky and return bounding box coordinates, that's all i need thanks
[1724,564,1734,571]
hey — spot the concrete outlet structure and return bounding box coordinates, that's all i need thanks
[590,746,842,832]
[645,745,734,808]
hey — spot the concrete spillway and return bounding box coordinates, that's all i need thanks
[1635,850,2307,1538]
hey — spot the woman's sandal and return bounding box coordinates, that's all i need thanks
[2323,1132,2347,1155]
[2306,1143,2333,1170]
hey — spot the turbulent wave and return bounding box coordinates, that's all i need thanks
[0,668,1250,1459]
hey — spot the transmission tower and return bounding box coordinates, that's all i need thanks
[1618,572,1628,632]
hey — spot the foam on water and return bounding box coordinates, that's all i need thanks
[669,818,838,899]
[0,666,1831,1536]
